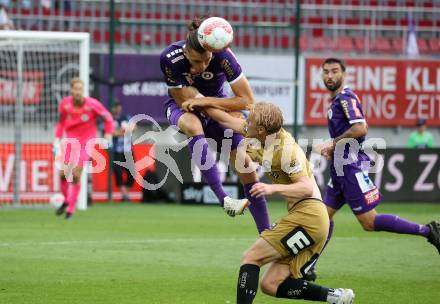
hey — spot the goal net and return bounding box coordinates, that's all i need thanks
[0,31,90,208]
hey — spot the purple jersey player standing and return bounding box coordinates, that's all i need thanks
[312,58,440,278]
[159,17,270,233]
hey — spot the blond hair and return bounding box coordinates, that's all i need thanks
[70,78,84,88]
[249,102,283,134]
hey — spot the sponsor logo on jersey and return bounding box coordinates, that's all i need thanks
[327,108,333,120]
[340,99,350,118]
[81,114,89,122]
[364,188,380,204]
[171,55,184,64]
[268,171,280,179]
[221,58,234,80]
[286,159,302,175]
[201,71,214,80]
[166,48,183,58]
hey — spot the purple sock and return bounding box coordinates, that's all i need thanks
[243,182,271,234]
[189,135,227,205]
[374,214,430,237]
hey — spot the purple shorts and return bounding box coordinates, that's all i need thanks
[324,166,382,215]
[164,99,244,152]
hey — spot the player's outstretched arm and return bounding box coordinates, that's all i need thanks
[180,76,255,112]
[249,176,314,200]
[334,122,368,143]
[204,107,245,134]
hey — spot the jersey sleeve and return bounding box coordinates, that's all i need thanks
[54,99,67,139]
[339,94,366,124]
[281,144,310,182]
[92,99,114,134]
[160,54,187,89]
[219,49,243,84]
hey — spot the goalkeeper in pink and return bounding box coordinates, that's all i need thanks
[53,78,114,219]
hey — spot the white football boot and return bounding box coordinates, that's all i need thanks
[327,288,355,304]
[223,197,249,217]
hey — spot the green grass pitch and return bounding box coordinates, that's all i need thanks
[0,202,439,304]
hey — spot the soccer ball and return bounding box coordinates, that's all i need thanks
[197,17,233,52]
[49,193,65,209]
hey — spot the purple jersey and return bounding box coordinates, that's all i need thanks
[327,87,370,170]
[324,87,381,214]
[327,87,365,143]
[159,41,243,98]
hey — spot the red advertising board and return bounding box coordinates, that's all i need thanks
[0,71,44,105]
[91,144,155,202]
[0,143,154,203]
[305,58,440,126]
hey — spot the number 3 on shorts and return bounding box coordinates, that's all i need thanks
[281,227,315,256]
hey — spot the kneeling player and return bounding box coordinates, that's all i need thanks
[204,103,354,304]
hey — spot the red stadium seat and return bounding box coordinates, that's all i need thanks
[418,38,429,54]
[372,37,393,53]
[428,38,440,53]
[418,20,433,27]
[262,35,270,48]
[281,35,290,49]
[354,37,366,52]
[335,36,354,52]
[390,37,404,53]
[93,30,102,43]
[310,37,327,51]
[300,36,308,50]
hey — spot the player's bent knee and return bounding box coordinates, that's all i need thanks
[260,276,278,296]
[359,219,375,231]
[178,114,204,136]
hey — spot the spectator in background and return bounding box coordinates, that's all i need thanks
[407,118,434,148]
[112,100,136,202]
[0,3,14,29]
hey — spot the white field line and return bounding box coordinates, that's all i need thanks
[0,236,395,248]
[0,238,255,248]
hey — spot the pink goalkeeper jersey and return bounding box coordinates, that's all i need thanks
[55,96,114,144]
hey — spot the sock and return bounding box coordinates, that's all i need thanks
[374,214,430,237]
[237,264,260,304]
[189,135,227,205]
[60,178,68,198]
[276,277,328,301]
[66,183,81,214]
[243,182,270,234]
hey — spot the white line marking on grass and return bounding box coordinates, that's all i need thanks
[0,238,255,247]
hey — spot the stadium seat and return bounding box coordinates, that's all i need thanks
[335,36,355,52]
[428,38,440,53]
[418,38,429,54]
[373,37,393,53]
[354,37,366,52]
[390,37,404,52]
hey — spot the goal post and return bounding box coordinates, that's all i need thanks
[0,31,90,209]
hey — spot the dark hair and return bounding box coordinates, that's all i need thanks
[186,16,209,54]
[322,58,346,72]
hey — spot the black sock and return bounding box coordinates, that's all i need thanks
[236,264,260,304]
[276,277,329,301]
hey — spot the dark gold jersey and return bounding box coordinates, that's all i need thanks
[242,127,313,185]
